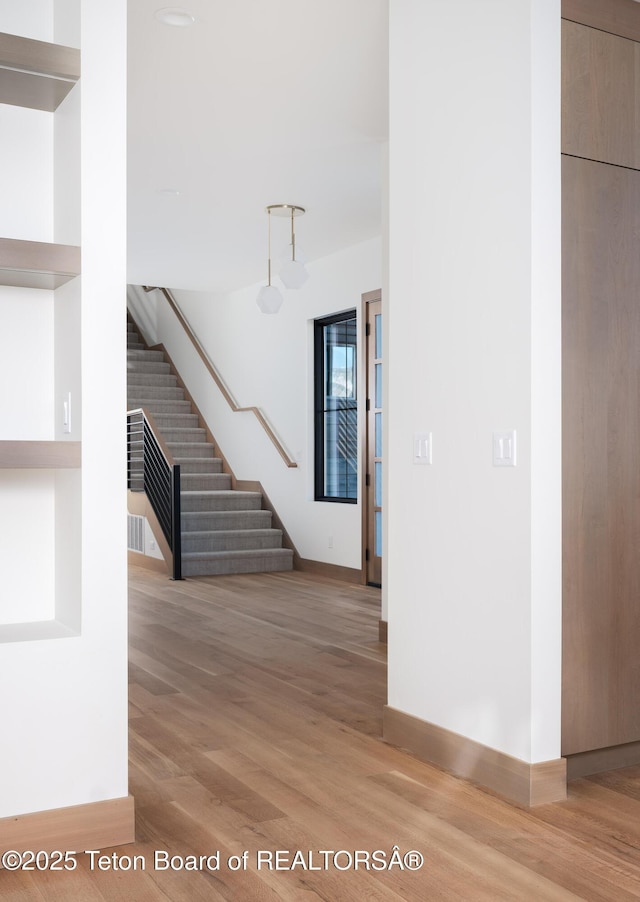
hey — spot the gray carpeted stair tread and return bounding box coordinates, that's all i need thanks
[180,490,263,512]
[128,386,185,400]
[181,528,284,552]
[167,442,215,458]
[182,547,292,559]
[160,428,207,442]
[127,349,165,362]
[180,473,232,490]
[128,373,179,388]
[151,413,200,428]
[127,360,171,375]
[170,457,224,473]
[181,548,293,577]
[129,400,193,414]
[181,510,272,530]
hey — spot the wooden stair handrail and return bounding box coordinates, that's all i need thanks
[143,286,298,468]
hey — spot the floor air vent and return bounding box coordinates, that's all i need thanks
[127,514,144,553]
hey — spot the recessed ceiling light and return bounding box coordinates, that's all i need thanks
[157,188,182,197]
[154,8,196,27]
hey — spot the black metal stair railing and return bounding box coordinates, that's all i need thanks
[127,408,182,580]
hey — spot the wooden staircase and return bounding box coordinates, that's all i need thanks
[127,320,294,577]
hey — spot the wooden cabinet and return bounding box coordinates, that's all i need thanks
[562,155,640,755]
[562,1,640,770]
[562,20,640,170]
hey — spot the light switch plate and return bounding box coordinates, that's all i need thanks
[493,430,516,467]
[63,392,72,434]
[413,432,432,465]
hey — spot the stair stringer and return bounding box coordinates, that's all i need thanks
[127,487,174,575]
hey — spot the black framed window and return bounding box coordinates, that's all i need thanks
[314,310,358,502]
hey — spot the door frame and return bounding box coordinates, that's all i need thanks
[361,288,382,586]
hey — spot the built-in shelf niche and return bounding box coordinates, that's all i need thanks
[0,238,80,289]
[0,32,81,288]
[0,29,82,644]
[0,30,80,112]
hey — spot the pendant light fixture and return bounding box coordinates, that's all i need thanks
[277,204,309,289]
[256,207,284,314]
[256,204,308,313]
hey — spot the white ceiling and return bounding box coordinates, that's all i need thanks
[127,0,389,293]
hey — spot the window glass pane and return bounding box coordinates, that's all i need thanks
[375,412,382,458]
[325,320,356,399]
[375,313,382,359]
[375,363,382,409]
[375,461,382,506]
[324,403,357,499]
[315,311,357,502]
[375,511,382,557]
[327,345,355,398]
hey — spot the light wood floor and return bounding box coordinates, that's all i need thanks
[5,566,640,900]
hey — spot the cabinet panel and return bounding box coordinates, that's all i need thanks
[562,20,640,168]
[562,155,640,754]
[562,0,640,43]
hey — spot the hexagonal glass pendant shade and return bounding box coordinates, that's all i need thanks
[280,258,309,289]
[256,284,284,314]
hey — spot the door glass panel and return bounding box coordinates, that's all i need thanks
[375,511,382,557]
[367,299,382,586]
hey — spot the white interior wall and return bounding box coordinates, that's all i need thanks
[0,105,53,242]
[143,518,164,559]
[0,0,52,40]
[54,89,81,246]
[73,0,129,811]
[0,471,55,623]
[53,1,82,637]
[0,57,55,433]
[0,289,54,439]
[387,0,561,763]
[128,284,158,346]
[53,1,81,442]
[0,0,129,818]
[54,0,79,46]
[143,237,381,569]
